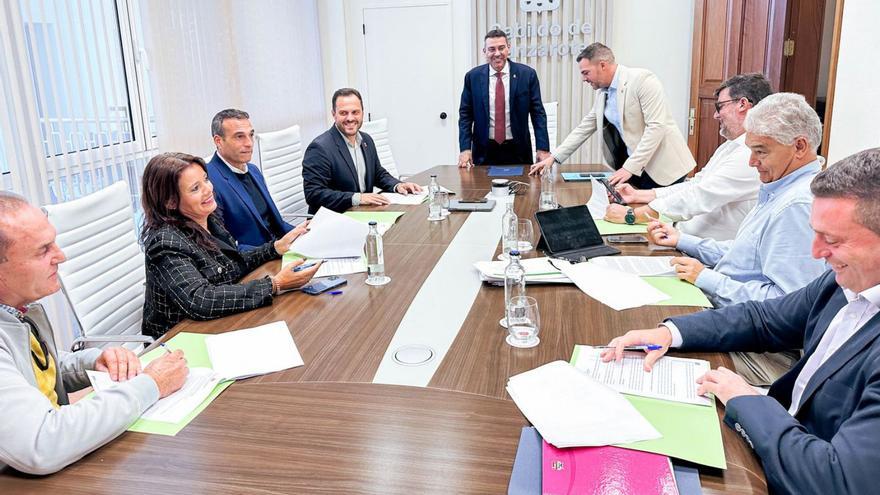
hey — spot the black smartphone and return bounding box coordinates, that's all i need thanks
[459,198,489,203]
[597,178,625,204]
[300,276,347,295]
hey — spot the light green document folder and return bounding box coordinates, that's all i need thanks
[643,276,713,307]
[128,333,233,436]
[570,345,727,469]
[595,214,672,235]
[283,211,405,266]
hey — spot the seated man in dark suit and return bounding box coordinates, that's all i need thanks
[302,88,421,214]
[206,108,293,251]
[602,147,880,494]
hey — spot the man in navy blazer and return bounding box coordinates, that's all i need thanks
[458,29,550,167]
[602,148,880,494]
[206,109,292,251]
[303,88,421,214]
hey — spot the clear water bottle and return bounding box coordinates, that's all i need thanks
[539,161,557,210]
[365,221,390,286]
[427,174,442,221]
[501,201,518,257]
[502,250,527,327]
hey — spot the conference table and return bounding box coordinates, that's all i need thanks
[0,165,768,494]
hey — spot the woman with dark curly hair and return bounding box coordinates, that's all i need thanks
[140,152,320,338]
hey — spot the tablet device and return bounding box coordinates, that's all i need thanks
[534,205,620,261]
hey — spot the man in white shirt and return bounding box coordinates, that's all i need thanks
[600,147,880,495]
[604,74,770,241]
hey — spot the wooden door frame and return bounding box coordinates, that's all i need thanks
[821,0,845,162]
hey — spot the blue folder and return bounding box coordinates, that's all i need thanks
[507,427,542,495]
[488,166,524,177]
[672,463,703,495]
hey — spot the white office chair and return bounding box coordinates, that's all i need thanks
[530,101,558,156]
[256,124,308,223]
[360,118,402,179]
[43,181,152,351]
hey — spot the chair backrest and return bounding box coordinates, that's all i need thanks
[43,181,145,347]
[530,101,558,155]
[359,118,401,179]
[256,124,307,222]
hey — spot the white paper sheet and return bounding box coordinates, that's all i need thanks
[573,346,712,406]
[289,207,369,258]
[205,321,304,380]
[314,256,367,277]
[590,256,676,277]
[587,178,610,218]
[555,260,670,310]
[506,361,661,448]
[473,257,571,284]
[87,367,223,424]
[380,191,428,205]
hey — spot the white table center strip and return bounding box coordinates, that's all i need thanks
[372,195,513,386]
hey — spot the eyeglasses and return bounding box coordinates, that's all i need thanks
[714,99,738,112]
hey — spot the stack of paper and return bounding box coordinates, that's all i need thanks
[473,257,571,285]
[506,361,661,448]
[555,259,671,310]
[289,207,369,258]
[87,367,223,424]
[205,321,304,380]
[573,345,712,406]
[591,256,676,277]
[380,190,429,205]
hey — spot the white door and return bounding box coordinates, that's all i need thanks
[361,4,457,175]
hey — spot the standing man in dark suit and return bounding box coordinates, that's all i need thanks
[302,88,422,214]
[458,29,550,167]
[206,109,293,251]
[602,148,880,494]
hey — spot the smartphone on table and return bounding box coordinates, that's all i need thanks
[300,276,347,295]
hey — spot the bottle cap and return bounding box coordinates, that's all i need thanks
[368,220,378,226]
[509,250,520,257]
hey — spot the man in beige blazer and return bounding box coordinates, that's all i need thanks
[530,43,695,188]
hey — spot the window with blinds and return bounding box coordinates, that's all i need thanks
[0,0,156,207]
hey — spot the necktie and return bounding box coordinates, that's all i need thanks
[494,72,505,145]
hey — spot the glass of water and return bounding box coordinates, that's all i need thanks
[438,191,450,218]
[506,296,540,348]
[516,219,535,254]
[428,191,446,221]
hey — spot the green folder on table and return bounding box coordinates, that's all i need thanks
[342,210,405,225]
[595,214,672,235]
[570,346,727,469]
[643,276,713,307]
[128,333,233,436]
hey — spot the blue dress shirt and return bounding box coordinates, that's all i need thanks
[676,159,827,307]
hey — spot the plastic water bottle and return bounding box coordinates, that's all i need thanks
[427,174,442,221]
[540,162,557,210]
[501,201,518,256]
[365,221,389,286]
[503,250,527,325]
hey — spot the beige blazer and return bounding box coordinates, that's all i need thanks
[553,65,695,186]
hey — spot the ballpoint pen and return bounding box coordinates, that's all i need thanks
[159,343,172,354]
[593,344,664,351]
[644,212,668,240]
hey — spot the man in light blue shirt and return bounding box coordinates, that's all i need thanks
[647,93,827,384]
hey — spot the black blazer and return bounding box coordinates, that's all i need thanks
[302,126,401,213]
[141,216,277,338]
[458,60,549,165]
[670,270,880,494]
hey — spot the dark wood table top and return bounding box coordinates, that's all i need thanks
[0,165,767,494]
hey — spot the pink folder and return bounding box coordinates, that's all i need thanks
[542,441,679,495]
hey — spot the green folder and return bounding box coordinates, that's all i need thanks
[127,333,233,436]
[570,345,727,469]
[643,276,713,307]
[595,214,672,235]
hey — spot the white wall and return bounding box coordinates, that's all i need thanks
[611,0,695,137]
[826,0,880,164]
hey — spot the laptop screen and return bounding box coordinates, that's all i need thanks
[534,205,604,253]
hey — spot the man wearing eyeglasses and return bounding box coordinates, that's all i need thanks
[603,74,769,241]
[0,192,188,474]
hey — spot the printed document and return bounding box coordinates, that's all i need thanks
[87,367,223,424]
[586,178,610,218]
[290,207,369,258]
[573,345,712,406]
[556,260,670,310]
[205,321,304,380]
[590,256,676,277]
[314,256,366,277]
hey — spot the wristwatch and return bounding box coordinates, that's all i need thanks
[625,207,636,225]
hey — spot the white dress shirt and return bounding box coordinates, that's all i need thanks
[787,283,880,415]
[487,61,513,141]
[649,133,759,241]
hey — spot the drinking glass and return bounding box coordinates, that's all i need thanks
[506,296,540,348]
[516,219,535,254]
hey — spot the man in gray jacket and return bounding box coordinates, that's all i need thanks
[0,192,188,475]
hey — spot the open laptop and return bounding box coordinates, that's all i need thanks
[534,205,621,262]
